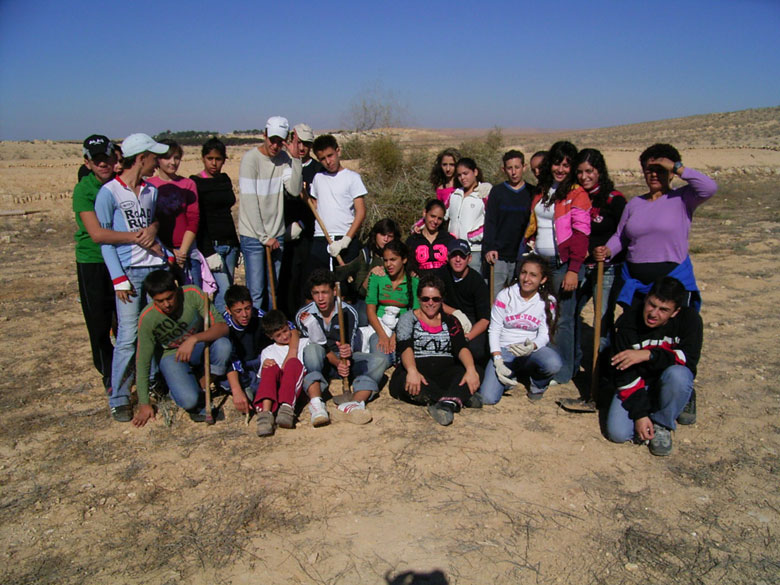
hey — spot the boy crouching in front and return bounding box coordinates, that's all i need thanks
[133,270,231,427]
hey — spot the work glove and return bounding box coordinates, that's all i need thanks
[493,356,518,387]
[205,253,224,272]
[451,310,473,334]
[289,222,303,241]
[301,313,327,344]
[508,339,535,358]
[328,235,351,258]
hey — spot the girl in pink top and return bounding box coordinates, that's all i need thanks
[147,139,202,286]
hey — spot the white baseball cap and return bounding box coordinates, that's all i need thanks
[121,133,169,158]
[265,116,290,139]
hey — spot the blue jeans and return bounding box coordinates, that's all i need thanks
[185,254,202,289]
[369,332,396,369]
[606,365,694,442]
[110,266,164,408]
[160,337,231,412]
[490,259,516,300]
[547,260,584,384]
[212,243,239,313]
[478,346,562,405]
[575,263,618,364]
[302,343,386,397]
[240,235,284,311]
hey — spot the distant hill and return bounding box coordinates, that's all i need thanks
[502,106,780,152]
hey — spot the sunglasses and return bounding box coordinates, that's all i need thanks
[420,296,442,303]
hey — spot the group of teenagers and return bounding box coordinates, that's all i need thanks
[72,115,716,456]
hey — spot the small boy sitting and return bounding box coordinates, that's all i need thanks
[134,270,231,427]
[254,310,310,436]
[222,285,299,416]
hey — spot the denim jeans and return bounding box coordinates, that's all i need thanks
[478,346,562,405]
[240,235,284,311]
[302,343,386,397]
[110,266,164,408]
[185,254,202,289]
[606,365,694,442]
[159,337,231,412]
[211,243,239,313]
[369,332,396,369]
[547,260,584,384]
[575,263,618,365]
[490,259,516,300]
[468,252,483,275]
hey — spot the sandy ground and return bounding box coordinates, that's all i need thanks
[1,126,779,584]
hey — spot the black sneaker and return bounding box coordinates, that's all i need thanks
[526,390,545,402]
[428,402,455,426]
[111,404,133,422]
[466,393,483,409]
[677,389,697,425]
[188,411,207,423]
[648,424,673,456]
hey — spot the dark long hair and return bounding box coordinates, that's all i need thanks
[537,141,578,204]
[511,254,558,340]
[429,148,461,189]
[575,148,615,208]
[367,218,401,256]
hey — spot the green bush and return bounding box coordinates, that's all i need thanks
[457,127,505,185]
[364,136,403,179]
[340,136,365,160]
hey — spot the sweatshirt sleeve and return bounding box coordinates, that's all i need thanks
[565,187,591,273]
[283,157,303,199]
[238,150,268,242]
[604,200,631,258]
[94,186,128,289]
[612,311,651,421]
[679,167,718,214]
[183,179,200,235]
[488,289,509,354]
[481,185,500,253]
[135,311,157,405]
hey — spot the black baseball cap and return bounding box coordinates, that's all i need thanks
[82,134,114,159]
[447,239,471,257]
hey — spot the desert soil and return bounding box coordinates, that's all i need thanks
[1,123,779,584]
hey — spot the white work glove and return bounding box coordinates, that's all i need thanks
[380,306,400,336]
[451,309,473,334]
[508,339,535,358]
[493,356,518,387]
[289,222,303,241]
[327,235,351,258]
[301,313,327,344]
[205,253,224,272]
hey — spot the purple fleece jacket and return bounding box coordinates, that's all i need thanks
[605,168,717,264]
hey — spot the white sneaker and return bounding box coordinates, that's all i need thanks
[332,400,373,425]
[308,401,330,427]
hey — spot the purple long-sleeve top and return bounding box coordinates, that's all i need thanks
[605,167,717,264]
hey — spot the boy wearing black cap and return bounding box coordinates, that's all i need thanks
[442,239,491,366]
[73,134,157,396]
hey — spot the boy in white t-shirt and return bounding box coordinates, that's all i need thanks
[308,134,366,270]
[254,310,310,436]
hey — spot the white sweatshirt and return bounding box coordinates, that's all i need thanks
[488,286,556,354]
[447,182,492,252]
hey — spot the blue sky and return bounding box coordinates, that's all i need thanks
[1,0,778,140]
